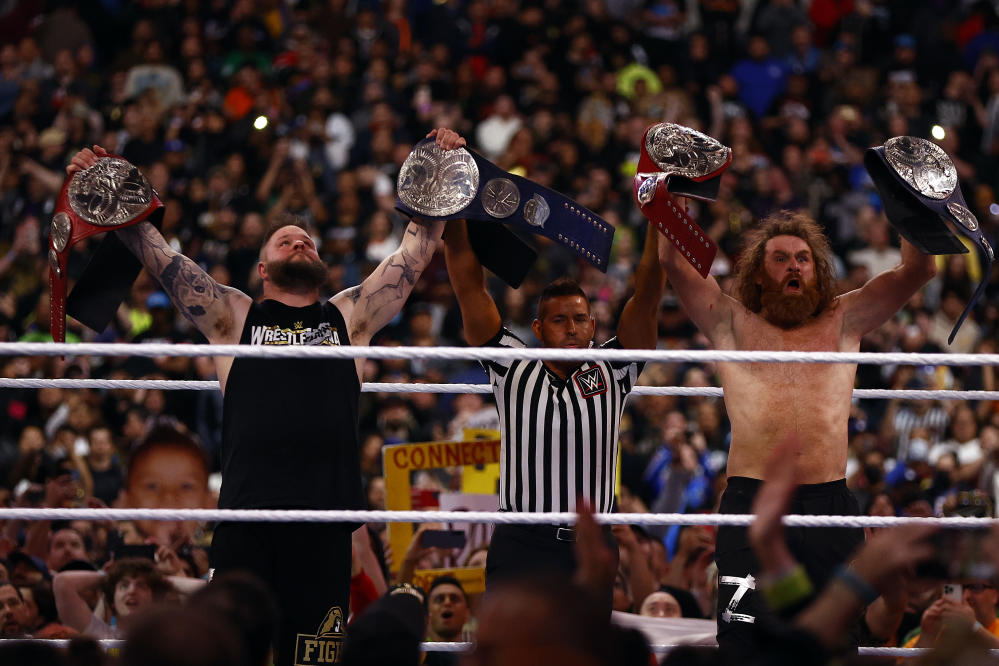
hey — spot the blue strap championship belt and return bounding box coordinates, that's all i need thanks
[865,136,994,343]
[395,139,614,287]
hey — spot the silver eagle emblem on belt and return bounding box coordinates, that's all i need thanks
[644,123,731,179]
[883,136,957,200]
[397,144,479,217]
[67,157,155,226]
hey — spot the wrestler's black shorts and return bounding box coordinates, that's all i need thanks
[714,477,864,662]
[212,521,352,666]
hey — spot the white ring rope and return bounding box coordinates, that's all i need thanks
[2,341,999,366]
[0,639,971,657]
[0,377,994,401]
[0,508,992,529]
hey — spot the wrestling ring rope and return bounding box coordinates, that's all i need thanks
[0,639,977,656]
[2,341,996,658]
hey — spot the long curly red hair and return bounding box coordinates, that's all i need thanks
[731,210,838,315]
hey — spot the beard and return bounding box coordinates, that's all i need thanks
[758,273,821,329]
[267,254,328,291]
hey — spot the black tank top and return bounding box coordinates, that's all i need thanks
[219,299,364,511]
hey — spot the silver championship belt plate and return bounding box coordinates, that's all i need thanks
[49,155,163,343]
[396,140,614,287]
[865,136,994,343]
[634,123,732,278]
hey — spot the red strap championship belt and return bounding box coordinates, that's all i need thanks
[633,123,732,278]
[49,155,163,343]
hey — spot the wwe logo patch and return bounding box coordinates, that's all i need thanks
[573,366,607,398]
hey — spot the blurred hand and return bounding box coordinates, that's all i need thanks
[403,523,441,565]
[849,524,937,591]
[66,145,108,175]
[611,524,639,551]
[920,596,974,637]
[748,435,801,575]
[44,475,76,508]
[154,545,186,576]
[573,499,616,594]
[426,128,466,151]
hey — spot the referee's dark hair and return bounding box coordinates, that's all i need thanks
[537,277,588,319]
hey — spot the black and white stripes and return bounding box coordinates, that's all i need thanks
[482,328,641,514]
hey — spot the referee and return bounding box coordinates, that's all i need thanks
[443,218,665,610]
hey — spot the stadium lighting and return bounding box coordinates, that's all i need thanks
[253,115,269,130]
[931,125,946,140]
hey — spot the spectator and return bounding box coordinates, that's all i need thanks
[903,579,999,648]
[639,590,683,618]
[425,575,470,643]
[53,557,196,639]
[45,527,87,573]
[0,582,26,637]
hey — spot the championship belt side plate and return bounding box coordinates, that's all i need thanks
[865,136,994,343]
[49,155,163,343]
[396,140,614,287]
[634,123,732,278]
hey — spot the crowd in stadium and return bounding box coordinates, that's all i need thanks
[1,0,999,664]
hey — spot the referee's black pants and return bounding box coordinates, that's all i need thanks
[485,523,619,617]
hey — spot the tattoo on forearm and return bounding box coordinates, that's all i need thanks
[160,255,224,319]
[348,222,439,337]
[117,223,235,335]
[365,250,419,301]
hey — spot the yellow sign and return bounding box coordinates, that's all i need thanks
[412,566,487,595]
[384,432,500,574]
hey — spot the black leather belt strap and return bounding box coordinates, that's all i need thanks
[865,136,993,343]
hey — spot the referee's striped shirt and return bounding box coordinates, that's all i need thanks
[481,327,643,514]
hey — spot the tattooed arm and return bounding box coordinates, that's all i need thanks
[332,218,444,345]
[66,145,251,345]
[331,126,461,345]
[116,222,252,343]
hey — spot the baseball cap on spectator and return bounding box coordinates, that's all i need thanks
[147,292,171,310]
[895,34,916,49]
[8,551,51,582]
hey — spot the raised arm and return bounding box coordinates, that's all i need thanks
[53,570,103,632]
[658,227,735,344]
[840,238,937,339]
[442,219,502,345]
[331,128,458,345]
[67,147,251,344]
[332,217,444,345]
[616,224,666,349]
[115,223,250,343]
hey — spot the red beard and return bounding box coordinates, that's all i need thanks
[758,272,821,328]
